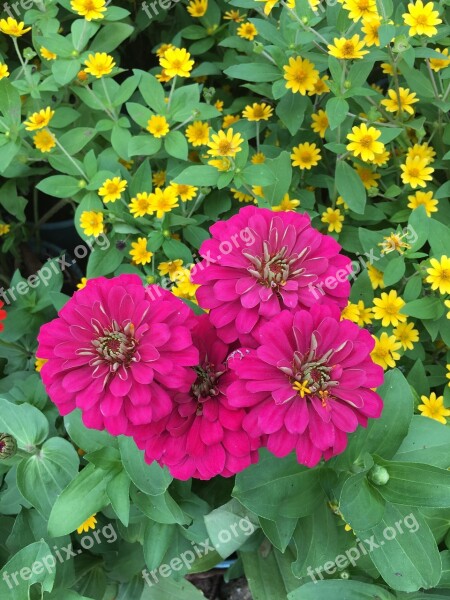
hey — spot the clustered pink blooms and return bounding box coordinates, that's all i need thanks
[38,207,384,479]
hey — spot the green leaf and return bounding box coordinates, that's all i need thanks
[128,135,162,157]
[241,546,299,600]
[0,541,55,599]
[164,131,188,160]
[183,225,210,249]
[143,521,176,570]
[335,161,366,214]
[204,499,258,558]
[289,580,395,600]
[224,63,281,83]
[59,127,97,155]
[276,93,308,135]
[136,70,166,113]
[0,79,21,126]
[173,165,220,187]
[263,151,292,205]
[52,59,81,85]
[401,297,444,320]
[233,450,325,519]
[106,470,131,527]
[118,436,172,496]
[428,218,450,256]
[36,175,81,198]
[394,416,450,469]
[65,410,117,453]
[89,23,134,53]
[140,576,206,599]
[326,97,349,130]
[87,245,125,278]
[383,256,405,287]
[378,127,404,144]
[0,398,48,448]
[339,471,386,530]
[71,18,99,51]
[17,437,79,518]
[259,515,297,553]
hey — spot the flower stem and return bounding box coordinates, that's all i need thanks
[52,131,88,180]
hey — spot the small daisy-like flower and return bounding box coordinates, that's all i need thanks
[172,267,200,301]
[402,0,442,37]
[407,190,438,217]
[379,232,411,255]
[425,256,450,295]
[291,142,321,170]
[283,57,319,95]
[35,357,48,372]
[156,69,172,83]
[367,264,385,289]
[148,187,179,218]
[71,0,106,20]
[84,53,115,78]
[155,43,174,58]
[80,211,104,237]
[224,9,245,21]
[40,47,57,60]
[0,224,10,236]
[394,321,419,351]
[381,62,395,75]
[371,332,402,370]
[158,259,184,280]
[214,99,224,112]
[0,17,31,36]
[208,157,234,171]
[146,115,170,138]
[170,183,198,202]
[251,152,266,164]
[321,208,344,233]
[159,47,194,78]
[242,102,273,122]
[355,165,381,189]
[76,514,98,534]
[336,196,349,211]
[0,63,9,79]
[429,48,450,71]
[346,123,385,162]
[152,170,166,187]
[371,149,390,166]
[187,0,207,17]
[372,289,406,327]
[328,35,369,60]
[361,14,382,46]
[222,114,240,129]
[98,177,127,203]
[311,110,329,138]
[418,393,450,425]
[186,121,210,146]
[355,300,373,326]
[231,188,254,203]
[33,129,56,152]
[129,192,152,218]
[207,128,244,157]
[237,22,258,40]
[381,87,419,115]
[24,107,55,131]
[406,142,435,164]
[308,75,330,96]
[341,301,360,322]
[130,237,153,265]
[342,0,378,21]
[272,194,300,212]
[400,156,434,188]
[77,277,88,290]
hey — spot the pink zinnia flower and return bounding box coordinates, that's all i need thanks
[191,206,351,345]
[133,315,260,480]
[37,275,198,436]
[227,305,384,467]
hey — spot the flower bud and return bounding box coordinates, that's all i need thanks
[162,229,171,238]
[369,464,390,486]
[393,35,410,53]
[0,433,17,460]
[253,42,264,55]
[340,570,350,579]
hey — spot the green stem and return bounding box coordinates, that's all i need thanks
[52,131,88,180]
[167,76,177,110]
[101,77,117,120]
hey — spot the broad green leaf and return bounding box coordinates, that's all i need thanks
[401,297,444,320]
[128,135,162,157]
[262,151,292,205]
[140,575,206,599]
[259,515,297,553]
[106,470,131,527]
[0,398,48,449]
[36,175,82,198]
[335,161,366,214]
[326,97,349,130]
[0,541,55,599]
[339,471,386,530]
[86,245,125,278]
[241,546,299,600]
[204,499,258,558]
[173,165,220,187]
[143,521,175,570]
[164,131,188,160]
[289,580,395,599]
[90,23,134,53]
[394,416,450,468]
[276,93,308,135]
[118,436,172,496]
[224,63,281,83]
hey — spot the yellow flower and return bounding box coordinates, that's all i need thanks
[355,300,373,326]
[346,123,385,162]
[251,152,266,164]
[311,110,329,138]
[283,57,319,95]
[214,99,224,112]
[187,0,207,16]
[447,363,450,384]
[207,128,244,157]
[40,47,57,60]
[172,267,199,301]
[158,259,184,280]
[381,87,419,115]
[379,232,411,255]
[406,142,435,164]
[381,62,395,75]
[0,17,31,36]
[98,177,127,203]
[256,0,278,14]
[77,277,88,290]
[272,194,300,212]
[208,157,233,171]
[372,290,406,327]
[80,211,104,237]
[418,393,450,425]
[156,69,172,83]
[24,107,55,131]
[237,22,258,40]
[336,196,349,211]
[129,192,152,218]
[77,69,88,82]
[341,301,360,322]
[152,170,166,187]
[242,102,273,122]
[33,129,56,152]
[355,164,380,189]
[146,115,170,138]
[155,43,174,58]
[328,35,368,60]
[342,0,378,21]
[402,0,442,37]
[371,333,402,370]
[224,9,245,21]
[426,256,450,295]
[252,185,265,198]
[35,357,48,372]
[130,237,153,265]
[185,121,209,146]
[367,264,385,289]
[400,156,434,188]
[361,14,382,46]
[170,183,197,202]
[160,47,194,78]
[84,53,115,78]
[291,142,321,170]
[0,63,9,80]
[231,188,254,203]
[76,514,97,534]
[0,224,11,236]
[321,208,344,233]
[148,187,179,218]
[394,321,419,351]
[371,149,390,166]
[308,75,330,96]
[407,190,438,217]
[71,0,106,20]
[429,48,450,71]
[222,114,240,129]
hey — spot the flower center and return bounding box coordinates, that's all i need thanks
[244,241,306,290]
[342,42,355,57]
[218,140,232,154]
[408,167,420,178]
[359,135,373,148]
[294,69,307,83]
[92,322,137,368]
[191,362,223,415]
[415,14,428,25]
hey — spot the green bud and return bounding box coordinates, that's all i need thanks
[344,80,352,90]
[78,180,87,188]
[71,50,79,57]
[0,433,17,460]
[340,570,350,580]
[393,35,410,53]
[301,16,308,24]
[369,464,390,486]
[23,48,37,61]
[162,229,171,238]
[146,275,156,284]
[253,42,265,55]
[367,186,379,198]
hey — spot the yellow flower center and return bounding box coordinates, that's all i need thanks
[359,135,374,148]
[342,42,355,57]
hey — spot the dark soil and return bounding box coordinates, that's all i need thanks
[188,574,252,599]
